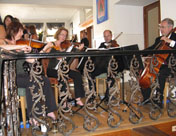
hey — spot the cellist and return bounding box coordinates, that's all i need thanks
[141,18,176,108]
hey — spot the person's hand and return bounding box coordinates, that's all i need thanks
[40,42,54,53]
[161,36,172,43]
[21,45,32,53]
[78,43,84,50]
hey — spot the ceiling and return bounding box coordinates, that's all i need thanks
[0,0,93,22]
[116,0,158,6]
[0,0,158,22]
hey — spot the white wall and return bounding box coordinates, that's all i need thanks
[93,0,144,49]
[160,0,176,26]
[113,5,144,49]
[69,10,81,41]
[93,0,117,48]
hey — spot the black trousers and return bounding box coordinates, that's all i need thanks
[47,69,85,99]
[141,64,171,103]
[17,74,57,118]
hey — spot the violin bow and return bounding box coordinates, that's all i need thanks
[113,32,123,41]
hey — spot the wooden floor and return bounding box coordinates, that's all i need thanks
[20,81,176,136]
[20,103,176,136]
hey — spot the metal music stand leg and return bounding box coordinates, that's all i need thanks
[96,96,109,112]
[120,72,128,112]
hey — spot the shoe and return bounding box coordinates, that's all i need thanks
[75,98,84,107]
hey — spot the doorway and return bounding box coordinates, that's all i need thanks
[144,1,160,48]
[80,26,93,48]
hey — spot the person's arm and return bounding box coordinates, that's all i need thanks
[0,24,6,39]
[0,45,31,52]
[40,42,54,53]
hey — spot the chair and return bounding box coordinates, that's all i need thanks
[96,73,107,96]
[18,88,27,129]
[96,73,121,97]
[42,59,59,106]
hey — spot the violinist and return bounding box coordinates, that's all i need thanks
[88,30,120,101]
[41,27,85,106]
[141,18,176,108]
[98,30,119,49]
[2,21,57,126]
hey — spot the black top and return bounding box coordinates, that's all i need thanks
[145,32,176,62]
[98,40,114,49]
[146,32,176,50]
[81,38,89,48]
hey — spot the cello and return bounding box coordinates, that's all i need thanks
[139,27,176,89]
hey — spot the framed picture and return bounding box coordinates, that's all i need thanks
[96,0,108,24]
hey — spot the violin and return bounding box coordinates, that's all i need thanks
[16,39,46,49]
[139,27,176,89]
[105,32,123,48]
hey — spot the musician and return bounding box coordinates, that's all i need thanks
[0,15,6,39]
[2,21,57,125]
[141,18,176,108]
[29,25,38,40]
[81,31,89,48]
[3,15,13,31]
[88,30,120,100]
[99,30,119,48]
[70,34,78,43]
[41,27,85,106]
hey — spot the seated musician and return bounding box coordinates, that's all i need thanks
[0,21,57,126]
[141,18,176,108]
[41,27,85,106]
[88,30,120,100]
[0,15,6,39]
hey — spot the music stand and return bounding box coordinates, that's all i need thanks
[117,44,143,112]
[77,45,144,112]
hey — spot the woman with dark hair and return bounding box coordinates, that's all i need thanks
[3,15,13,30]
[29,25,38,40]
[1,21,57,125]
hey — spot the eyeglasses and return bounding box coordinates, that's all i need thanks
[158,24,170,29]
[59,34,67,38]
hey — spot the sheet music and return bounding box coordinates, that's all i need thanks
[54,44,74,70]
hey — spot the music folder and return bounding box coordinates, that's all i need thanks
[77,47,124,74]
[77,44,143,74]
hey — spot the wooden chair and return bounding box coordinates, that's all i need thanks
[42,59,59,106]
[96,73,121,97]
[18,88,27,129]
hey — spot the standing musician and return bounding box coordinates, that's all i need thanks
[88,30,120,100]
[141,18,176,108]
[81,31,89,48]
[41,27,85,106]
[1,21,57,126]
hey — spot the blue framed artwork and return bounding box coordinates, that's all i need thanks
[96,0,108,24]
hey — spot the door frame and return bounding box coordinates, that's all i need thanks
[143,1,160,48]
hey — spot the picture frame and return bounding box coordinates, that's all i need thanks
[96,0,108,24]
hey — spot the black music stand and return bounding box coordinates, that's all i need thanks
[117,44,143,112]
[77,45,144,112]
